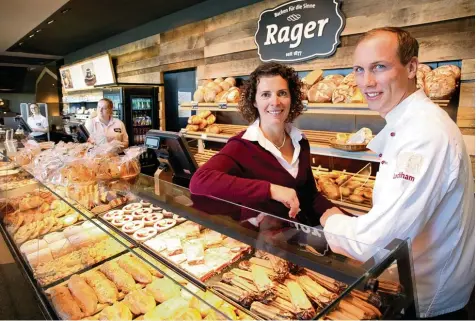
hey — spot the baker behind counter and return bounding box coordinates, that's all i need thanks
[85,98,128,148]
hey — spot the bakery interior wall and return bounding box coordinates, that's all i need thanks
[64,0,475,170]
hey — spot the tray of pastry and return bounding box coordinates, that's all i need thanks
[98,200,188,245]
[313,169,374,209]
[43,249,252,320]
[2,190,92,247]
[208,249,387,321]
[143,220,252,283]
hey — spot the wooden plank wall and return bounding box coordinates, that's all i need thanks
[107,0,475,170]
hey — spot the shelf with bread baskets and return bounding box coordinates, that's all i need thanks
[0,153,417,320]
[182,123,379,162]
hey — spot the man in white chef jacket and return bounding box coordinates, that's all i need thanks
[320,27,474,319]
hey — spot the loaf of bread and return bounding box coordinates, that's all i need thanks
[323,74,345,86]
[185,125,199,132]
[416,70,426,90]
[204,88,217,103]
[226,88,241,103]
[206,81,222,94]
[68,274,98,316]
[206,114,216,125]
[424,72,457,99]
[433,65,461,79]
[214,91,228,103]
[46,286,84,320]
[224,77,236,86]
[218,81,231,92]
[418,64,432,73]
[307,80,337,103]
[19,196,43,211]
[332,84,365,103]
[341,72,356,86]
[302,68,324,86]
[214,77,224,84]
[188,115,202,125]
[205,124,221,134]
[197,110,211,118]
[193,88,205,103]
[318,178,340,200]
[200,79,213,86]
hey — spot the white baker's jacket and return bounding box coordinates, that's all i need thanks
[85,116,129,148]
[324,90,475,318]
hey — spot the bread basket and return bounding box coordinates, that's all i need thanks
[329,138,368,152]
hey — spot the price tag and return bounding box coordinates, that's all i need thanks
[302,100,309,111]
[191,101,199,110]
[218,102,227,109]
[201,133,207,139]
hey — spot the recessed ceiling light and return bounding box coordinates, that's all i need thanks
[29,34,35,38]
[18,42,23,46]
[47,20,55,24]
[61,8,70,14]
[36,29,42,33]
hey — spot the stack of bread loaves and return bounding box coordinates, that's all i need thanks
[186,110,220,134]
[419,64,461,100]
[193,77,240,104]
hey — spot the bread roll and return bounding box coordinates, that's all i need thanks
[83,270,119,304]
[200,79,213,86]
[349,194,364,203]
[197,110,211,118]
[218,81,231,92]
[206,114,216,125]
[123,289,156,315]
[214,77,224,84]
[26,247,53,267]
[68,274,98,316]
[214,91,228,103]
[193,88,205,103]
[198,119,208,130]
[307,80,337,103]
[323,74,345,86]
[206,81,222,94]
[98,301,132,321]
[185,125,199,131]
[226,88,241,103]
[188,115,202,125]
[19,196,43,211]
[300,83,310,101]
[20,239,48,255]
[205,124,221,134]
[224,77,236,86]
[117,255,153,284]
[433,65,461,79]
[424,72,457,99]
[332,84,365,103]
[204,88,217,103]
[46,286,83,320]
[49,238,74,258]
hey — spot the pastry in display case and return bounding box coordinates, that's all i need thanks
[0,148,417,320]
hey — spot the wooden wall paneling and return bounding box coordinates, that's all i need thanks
[159,34,205,57]
[115,45,161,65]
[160,20,205,44]
[462,59,475,81]
[204,37,256,58]
[458,82,475,108]
[117,71,163,84]
[108,34,160,57]
[117,59,205,82]
[204,19,257,47]
[457,82,475,129]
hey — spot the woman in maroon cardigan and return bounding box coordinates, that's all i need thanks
[190,62,343,226]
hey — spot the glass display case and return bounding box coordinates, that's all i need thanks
[0,152,417,320]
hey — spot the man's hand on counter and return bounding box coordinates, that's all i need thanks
[320,207,345,226]
[269,183,300,219]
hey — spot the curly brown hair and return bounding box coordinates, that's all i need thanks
[238,62,304,123]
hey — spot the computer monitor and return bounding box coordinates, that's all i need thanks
[144,130,198,187]
[65,121,90,143]
[3,116,32,134]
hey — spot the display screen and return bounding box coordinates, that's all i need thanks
[146,137,159,148]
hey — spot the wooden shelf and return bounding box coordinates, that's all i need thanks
[183,124,379,162]
[180,99,449,115]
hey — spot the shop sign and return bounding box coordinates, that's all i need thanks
[254,0,345,63]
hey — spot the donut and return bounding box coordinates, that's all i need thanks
[154,219,177,232]
[104,210,124,221]
[122,203,142,214]
[121,221,144,234]
[150,205,162,212]
[131,208,153,220]
[111,215,133,227]
[172,214,186,223]
[140,200,151,207]
[133,227,157,242]
[142,213,164,226]
[162,210,174,218]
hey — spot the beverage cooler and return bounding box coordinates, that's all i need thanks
[100,85,161,146]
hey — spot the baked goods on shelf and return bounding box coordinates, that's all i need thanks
[193,77,240,104]
[186,110,218,133]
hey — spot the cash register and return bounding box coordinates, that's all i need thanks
[144,130,198,188]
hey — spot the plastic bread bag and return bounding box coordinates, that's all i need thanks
[117,146,147,181]
[14,139,42,167]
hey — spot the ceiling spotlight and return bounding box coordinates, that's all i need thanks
[18,42,23,46]
[47,20,55,24]
[29,34,35,38]
[36,29,42,33]
[61,8,70,14]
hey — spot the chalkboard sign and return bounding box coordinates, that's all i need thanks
[255,0,345,63]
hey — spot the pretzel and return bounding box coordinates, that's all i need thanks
[103,210,124,221]
[142,213,164,226]
[131,208,153,220]
[121,221,144,234]
[133,227,157,242]
[172,214,186,223]
[154,219,177,232]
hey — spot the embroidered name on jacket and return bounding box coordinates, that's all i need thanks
[393,172,415,182]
